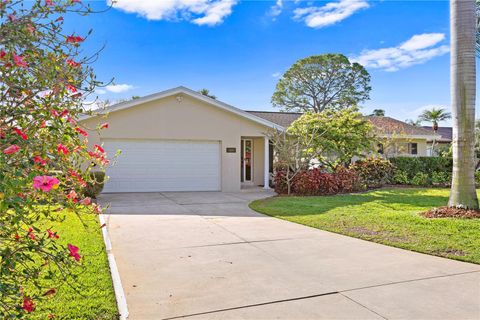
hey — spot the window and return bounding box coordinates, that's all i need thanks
[409,143,418,155]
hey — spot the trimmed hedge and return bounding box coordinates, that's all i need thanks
[389,157,452,187]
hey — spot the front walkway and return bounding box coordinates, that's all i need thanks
[99,190,480,320]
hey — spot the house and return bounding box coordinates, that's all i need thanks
[421,126,452,155]
[247,112,438,158]
[80,86,438,193]
[81,86,281,193]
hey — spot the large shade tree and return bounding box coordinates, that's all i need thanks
[448,0,479,209]
[271,54,371,113]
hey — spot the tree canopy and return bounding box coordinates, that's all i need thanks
[288,107,375,169]
[271,54,371,113]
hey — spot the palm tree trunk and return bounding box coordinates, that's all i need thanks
[448,0,479,209]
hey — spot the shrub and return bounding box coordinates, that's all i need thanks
[274,166,362,196]
[393,171,410,185]
[431,171,451,187]
[475,171,480,185]
[389,157,452,178]
[351,157,394,188]
[411,172,430,186]
[83,172,106,198]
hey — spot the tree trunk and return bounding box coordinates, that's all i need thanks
[448,0,479,209]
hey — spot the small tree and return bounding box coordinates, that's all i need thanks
[419,107,451,154]
[288,107,375,169]
[0,1,108,317]
[267,128,324,195]
[370,109,385,116]
[271,54,371,113]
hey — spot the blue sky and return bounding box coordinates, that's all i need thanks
[68,0,462,125]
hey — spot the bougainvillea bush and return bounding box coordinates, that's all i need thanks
[0,1,110,317]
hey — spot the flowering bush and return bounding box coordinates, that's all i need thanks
[274,167,363,196]
[0,1,110,317]
[351,157,394,189]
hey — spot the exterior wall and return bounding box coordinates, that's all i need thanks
[382,138,429,157]
[252,137,265,186]
[81,94,267,192]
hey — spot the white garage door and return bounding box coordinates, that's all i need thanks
[102,139,221,193]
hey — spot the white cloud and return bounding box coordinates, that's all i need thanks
[110,0,237,26]
[104,84,134,93]
[272,71,281,78]
[95,89,107,95]
[351,33,449,72]
[269,0,283,18]
[293,0,369,28]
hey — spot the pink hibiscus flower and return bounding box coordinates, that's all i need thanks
[67,244,81,261]
[3,144,20,155]
[33,176,60,192]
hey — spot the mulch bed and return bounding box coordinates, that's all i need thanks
[421,206,480,219]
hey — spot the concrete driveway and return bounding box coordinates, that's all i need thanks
[99,190,480,320]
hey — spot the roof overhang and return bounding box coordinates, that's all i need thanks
[80,86,285,131]
[378,133,440,140]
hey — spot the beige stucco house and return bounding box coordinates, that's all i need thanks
[81,86,282,193]
[81,86,438,193]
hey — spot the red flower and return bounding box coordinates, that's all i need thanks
[0,50,6,59]
[60,109,69,117]
[57,144,69,155]
[80,197,91,205]
[66,190,77,201]
[13,54,27,68]
[100,122,109,129]
[65,84,77,93]
[47,229,59,239]
[51,109,60,117]
[75,127,88,137]
[3,144,20,154]
[13,127,28,140]
[94,144,105,153]
[56,16,64,22]
[33,155,47,166]
[22,297,35,313]
[67,116,77,125]
[14,234,20,240]
[66,59,81,67]
[26,24,36,34]
[45,0,53,5]
[67,244,81,261]
[66,35,84,44]
[27,228,36,240]
[8,14,16,22]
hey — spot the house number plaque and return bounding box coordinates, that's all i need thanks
[226,147,236,153]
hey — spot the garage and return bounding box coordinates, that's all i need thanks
[102,139,221,193]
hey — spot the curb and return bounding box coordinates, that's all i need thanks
[99,214,129,319]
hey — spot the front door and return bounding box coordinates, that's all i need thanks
[241,139,253,184]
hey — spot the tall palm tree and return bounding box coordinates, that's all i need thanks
[418,107,451,153]
[418,107,451,132]
[449,0,479,209]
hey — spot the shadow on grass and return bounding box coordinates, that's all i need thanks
[252,188,450,218]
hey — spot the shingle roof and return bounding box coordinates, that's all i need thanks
[367,116,434,136]
[246,111,302,128]
[421,126,452,142]
[246,111,435,137]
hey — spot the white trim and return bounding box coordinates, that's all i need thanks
[264,136,270,189]
[99,214,129,319]
[80,86,284,131]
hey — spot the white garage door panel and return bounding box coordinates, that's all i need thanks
[102,140,220,192]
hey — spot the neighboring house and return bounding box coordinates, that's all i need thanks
[80,86,438,193]
[248,113,438,158]
[421,126,452,155]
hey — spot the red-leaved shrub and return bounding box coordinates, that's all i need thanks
[274,166,363,195]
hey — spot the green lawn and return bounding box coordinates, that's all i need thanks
[31,210,118,319]
[250,188,480,264]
